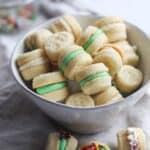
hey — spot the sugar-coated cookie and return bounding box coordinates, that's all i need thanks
[94,45,123,77]
[95,16,127,42]
[75,63,112,95]
[32,71,69,102]
[59,44,93,80]
[16,49,50,81]
[46,131,78,150]
[94,86,123,106]
[44,31,74,64]
[77,26,108,55]
[115,65,143,94]
[65,92,95,107]
[113,40,139,66]
[117,127,147,150]
[49,15,82,41]
[25,29,52,50]
[79,141,111,150]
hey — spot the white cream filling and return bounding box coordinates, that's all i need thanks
[19,57,49,71]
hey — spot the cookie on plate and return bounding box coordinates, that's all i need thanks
[94,86,123,106]
[16,49,50,81]
[95,16,127,42]
[32,71,69,102]
[49,15,82,41]
[46,131,78,150]
[59,44,93,80]
[65,92,95,107]
[94,44,124,77]
[77,26,108,55]
[79,141,111,150]
[44,31,74,64]
[117,127,147,150]
[75,63,112,95]
[25,28,53,50]
[115,65,143,94]
[113,40,139,66]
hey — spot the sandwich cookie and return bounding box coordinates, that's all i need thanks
[44,31,74,64]
[32,71,69,102]
[59,44,93,80]
[16,49,50,81]
[95,16,127,42]
[49,15,82,41]
[113,40,139,66]
[94,86,123,106]
[117,127,147,150]
[75,63,112,95]
[94,44,124,77]
[65,92,95,107]
[115,65,143,94]
[25,28,52,50]
[46,131,78,150]
[79,141,111,150]
[77,26,108,55]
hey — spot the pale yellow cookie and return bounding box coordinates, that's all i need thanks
[94,46,123,77]
[16,49,50,81]
[49,15,82,41]
[59,44,93,80]
[32,71,69,102]
[25,29,53,50]
[65,92,95,107]
[77,26,108,55]
[115,65,143,94]
[117,127,147,150]
[75,63,112,95]
[94,86,123,106]
[44,31,74,64]
[95,16,127,42]
[46,132,78,150]
[113,40,139,66]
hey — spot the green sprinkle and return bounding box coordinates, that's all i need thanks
[36,81,66,94]
[80,72,109,88]
[59,138,67,150]
[60,49,84,72]
[83,29,102,53]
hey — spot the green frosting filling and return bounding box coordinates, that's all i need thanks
[83,29,102,53]
[36,81,66,94]
[99,145,111,150]
[79,72,109,88]
[59,138,68,150]
[60,49,85,72]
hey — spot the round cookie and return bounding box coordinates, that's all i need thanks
[79,141,111,150]
[115,65,143,94]
[117,127,147,150]
[59,44,93,80]
[75,63,112,95]
[44,31,74,64]
[49,15,82,41]
[113,40,139,66]
[94,45,123,77]
[16,49,50,81]
[65,92,95,107]
[95,16,127,42]
[46,131,78,150]
[94,86,123,106]
[77,26,108,55]
[25,28,53,50]
[32,71,69,102]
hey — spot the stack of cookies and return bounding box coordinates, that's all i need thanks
[16,15,143,108]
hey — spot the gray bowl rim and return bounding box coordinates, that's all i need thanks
[10,14,150,111]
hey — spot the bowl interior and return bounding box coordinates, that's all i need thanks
[11,15,150,107]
